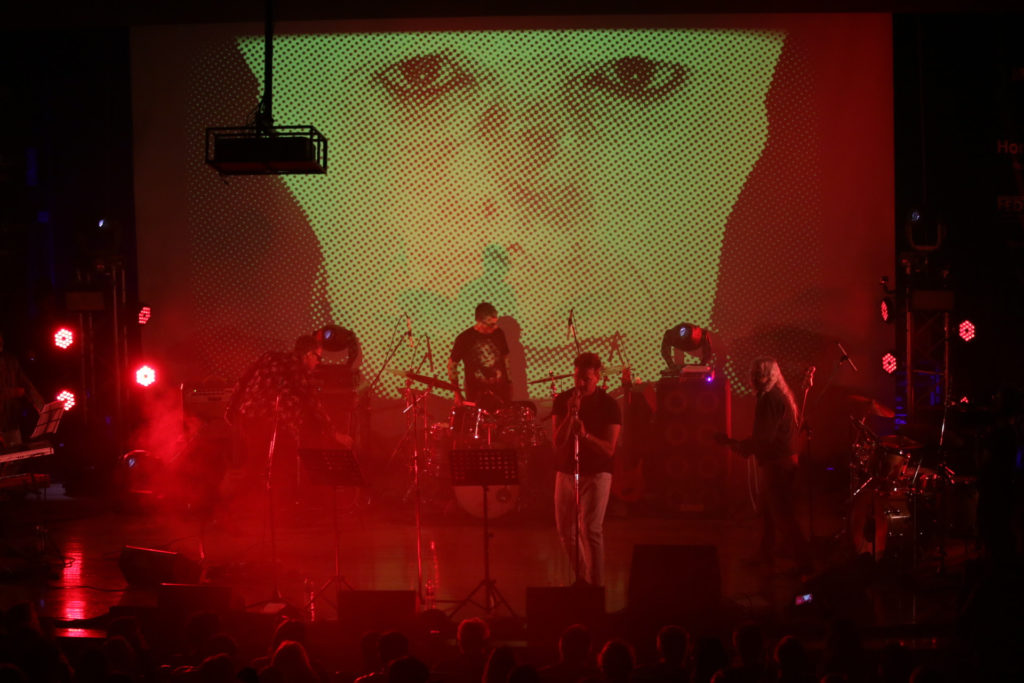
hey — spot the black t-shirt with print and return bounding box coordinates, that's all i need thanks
[450,327,511,408]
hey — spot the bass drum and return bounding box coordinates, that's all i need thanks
[849,490,912,561]
[454,484,520,519]
[849,488,937,563]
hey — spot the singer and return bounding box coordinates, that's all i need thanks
[551,352,622,586]
[447,302,512,411]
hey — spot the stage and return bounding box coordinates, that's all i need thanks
[1,470,974,662]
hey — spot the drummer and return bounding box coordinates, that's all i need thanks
[447,302,512,412]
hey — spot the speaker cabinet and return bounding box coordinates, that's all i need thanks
[650,376,731,515]
[627,544,721,620]
[156,583,240,614]
[118,545,201,587]
[335,590,417,631]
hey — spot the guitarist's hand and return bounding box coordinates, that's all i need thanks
[712,432,734,447]
[714,432,753,457]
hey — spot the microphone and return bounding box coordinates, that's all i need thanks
[837,342,858,372]
[405,313,415,349]
[566,308,574,340]
[425,334,434,374]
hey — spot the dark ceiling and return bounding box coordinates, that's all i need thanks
[2,0,1016,29]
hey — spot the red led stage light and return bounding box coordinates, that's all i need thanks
[958,320,975,342]
[54,327,75,350]
[138,305,152,325]
[56,390,76,410]
[880,297,896,324]
[135,365,157,387]
[881,352,898,375]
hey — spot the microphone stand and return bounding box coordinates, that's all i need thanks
[568,309,582,356]
[367,317,414,396]
[570,393,584,584]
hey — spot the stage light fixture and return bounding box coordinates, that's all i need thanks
[135,365,157,387]
[661,322,712,367]
[56,389,76,411]
[316,324,358,354]
[958,320,975,342]
[137,305,152,325]
[880,297,895,324]
[53,327,75,350]
[881,352,898,375]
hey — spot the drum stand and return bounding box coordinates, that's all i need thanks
[445,447,519,618]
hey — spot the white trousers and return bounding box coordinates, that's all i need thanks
[554,471,612,586]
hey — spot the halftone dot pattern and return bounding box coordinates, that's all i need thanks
[229,28,784,396]
[712,29,825,396]
[183,37,326,378]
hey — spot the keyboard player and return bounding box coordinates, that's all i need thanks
[1,331,45,447]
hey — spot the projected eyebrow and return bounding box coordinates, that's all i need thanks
[583,56,687,102]
[375,53,475,101]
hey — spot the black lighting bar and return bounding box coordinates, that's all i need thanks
[205,125,328,176]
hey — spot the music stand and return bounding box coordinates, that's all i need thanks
[30,401,65,439]
[297,448,364,619]
[446,448,519,618]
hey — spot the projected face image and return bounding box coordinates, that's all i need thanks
[237,28,785,390]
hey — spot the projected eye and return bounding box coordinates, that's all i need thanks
[376,54,474,101]
[585,56,686,102]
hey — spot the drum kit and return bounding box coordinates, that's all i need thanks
[391,369,547,519]
[845,395,977,567]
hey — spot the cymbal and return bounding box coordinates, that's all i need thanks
[879,434,922,450]
[391,370,459,392]
[407,372,459,392]
[849,394,895,418]
[527,372,573,385]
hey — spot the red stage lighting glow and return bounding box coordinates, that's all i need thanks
[138,305,152,325]
[135,365,157,387]
[54,327,74,349]
[958,320,975,342]
[56,390,76,410]
[881,352,898,375]
[960,396,969,404]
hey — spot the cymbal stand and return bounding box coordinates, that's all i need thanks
[400,385,430,605]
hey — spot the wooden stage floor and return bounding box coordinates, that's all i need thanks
[0,474,974,648]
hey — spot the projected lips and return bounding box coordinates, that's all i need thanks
[234,28,784,396]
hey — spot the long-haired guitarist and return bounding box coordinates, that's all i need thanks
[722,357,813,575]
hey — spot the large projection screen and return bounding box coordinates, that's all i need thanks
[132,14,893,408]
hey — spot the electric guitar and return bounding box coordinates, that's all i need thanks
[713,365,815,457]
